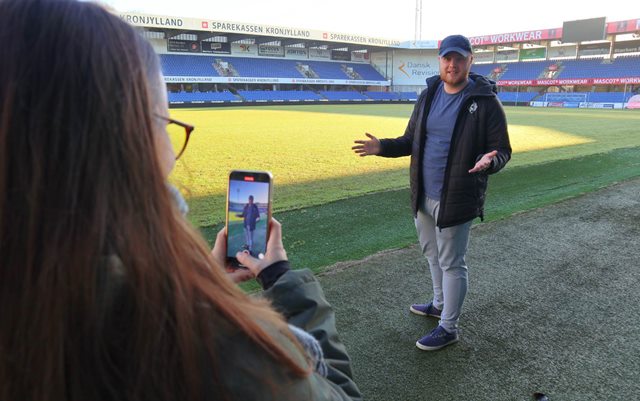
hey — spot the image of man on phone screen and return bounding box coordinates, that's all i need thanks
[237,195,261,256]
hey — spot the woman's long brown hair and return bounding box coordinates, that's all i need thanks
[0,1,309,400]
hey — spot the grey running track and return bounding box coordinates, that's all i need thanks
[318,178,640,401]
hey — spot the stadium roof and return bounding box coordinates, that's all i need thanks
[120,12,640,52]
[119,12,404,51]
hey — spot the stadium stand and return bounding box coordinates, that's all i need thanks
[363,91,401,100]
[351,64,387,81]
[398,92,419,101]
[160,51,639,107]
[221,58,301,78]
[470,56,640,82]
[558,56,640,79]
[160,55,386,82]
[318,91,370,101]
[470,63,495,77]
[125,11,640,109]
[496,61,549,81]
[161,55,221,77]
[497,92,540,103]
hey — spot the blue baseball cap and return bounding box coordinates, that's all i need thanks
[439,34,472,57]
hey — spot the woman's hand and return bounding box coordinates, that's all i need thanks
[211,227,254,283]
[211,218,288,283]
[236,218,288,277]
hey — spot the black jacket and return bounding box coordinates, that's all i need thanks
[378,72,511,228]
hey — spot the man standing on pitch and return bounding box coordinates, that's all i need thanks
[237,195,261,256]
[352,35,511,351]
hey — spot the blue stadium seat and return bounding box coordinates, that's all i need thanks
[559,56,640,79]
[398,92,418,101]
[363,91,401,100]
[159,55,386,82]
[497,92,539,102]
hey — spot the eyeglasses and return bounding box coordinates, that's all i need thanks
[160,116,194,160]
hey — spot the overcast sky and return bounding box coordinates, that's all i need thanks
[98,0,639,40]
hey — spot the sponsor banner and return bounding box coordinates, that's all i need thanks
[519,48,546,60]
[289,78,388,86]
[606,19,640,34]
[231,43,258,56]
[500,80,535,86]
[548,45,577,58]
[498,77,640,86]
[578,42,610,57]
[121,14,186,28]
[323,32,402,47]
[397,40,439,49]
[496,50,518,62]
[468,28,561,46]
[119,12,401,48]
[585,102,620,109]
[613,40,640,54]
[164,76,389,86]
[285,47,308,59]
[165,76,223,83]
[258,44,285,57]
[392,51,439,86]
[201,42,231,54]
[209,21,310,38]
[309,48,331,60]
[473,52,494,63]
[529,102,621,110]
[331,50,351,61]
[592,77,640,85]
[167,39,200,53]
[532,78,587,85]
[351,52,369,63]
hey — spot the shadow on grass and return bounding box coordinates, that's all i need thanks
[198,147,640,274]
[184,164,411,227]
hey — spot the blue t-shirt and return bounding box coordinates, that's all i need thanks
[422,80,474,200]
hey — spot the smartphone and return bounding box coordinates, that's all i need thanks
[225,170,273,268]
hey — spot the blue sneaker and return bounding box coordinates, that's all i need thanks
[416,325,459,351]
[409,302,441,318]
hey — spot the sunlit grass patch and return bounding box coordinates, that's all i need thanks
[168,105,640,226]
[509,125,594,153]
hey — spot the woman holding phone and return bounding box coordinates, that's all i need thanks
[0,1,361,400]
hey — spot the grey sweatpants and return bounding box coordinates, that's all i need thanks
[415,197,472,332]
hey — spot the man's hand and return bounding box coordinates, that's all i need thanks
[468,150,498,173]
[352,133,381,157]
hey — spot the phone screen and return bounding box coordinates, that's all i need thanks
[226,170,272,266]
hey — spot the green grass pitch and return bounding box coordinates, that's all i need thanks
[169,104,640,229]
[169,103,640,399]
